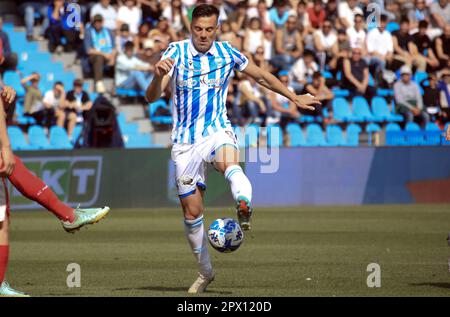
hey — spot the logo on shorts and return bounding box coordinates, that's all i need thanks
[178,175,194,186]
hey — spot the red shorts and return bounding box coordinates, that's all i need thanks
[0,177,9,222]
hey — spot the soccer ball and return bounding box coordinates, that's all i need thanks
[207,218,244,253]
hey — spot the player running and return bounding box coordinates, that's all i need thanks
[146,4,320,294]
[0,86,110,296]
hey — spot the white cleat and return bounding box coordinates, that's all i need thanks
[188,272,215,294]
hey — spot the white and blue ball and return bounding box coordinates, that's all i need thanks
[207,218,244,253]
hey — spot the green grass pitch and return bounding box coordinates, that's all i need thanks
[6,205,450,296]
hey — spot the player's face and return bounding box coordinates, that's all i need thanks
[191,15,219,53]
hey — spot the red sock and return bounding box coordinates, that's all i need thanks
[0,245,8,284]
[8,156,75,222]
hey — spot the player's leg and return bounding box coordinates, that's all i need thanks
[8,155,110,233]
[214,143,253,230]
[0,179,27,296]
[173,145,213,293]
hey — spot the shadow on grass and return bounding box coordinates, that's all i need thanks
[409,282,450,289]
[114,286,232,295]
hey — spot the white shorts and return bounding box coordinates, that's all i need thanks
[171,128,238,198]
[0,178,9,222]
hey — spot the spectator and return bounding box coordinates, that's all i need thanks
[328,29,351,76]
[434,24,450,69]
[438,69,450,120]
[137,39,160,66]
[47,0,80,53]
[412,20,440,70]
[237,73,267,125]
[43,81,69,131]
[117,0,142,35]
[134,22,151,52]
[429,0,450,31]
[116,23,133,54]
[115,41,153,93]
[269,0,290,28]
[66,79,92,138]
[154,17,177,44]
[262,27,274,62]
[266,71,300,129]
[21,73,54,127]
[408,0,431,30]
[421,73,443,120]
[219,20,241,50]
[253,46,271,72]
[161,0,190,33]
[313,20,337,72]
[243,18,264,55]
[289,49,319,94]
[307,0,326,30]
[325,0,339,28]
[84,14,117,92]
[343,47,375,100]
[366,14,394,81]
[393,65,430,125]
[392,17,427,72]
[0,17,18,75]
[140,0,162,26]
[347,14,366,53]
[246,0,272,31]
[90,0,118,32]
[338,0,364,29]
[294,0,312,36]
[272,15,303,71]
[19,1,50,41]
[303,71,332,119]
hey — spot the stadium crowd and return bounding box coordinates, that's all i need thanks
[1,0,450,138]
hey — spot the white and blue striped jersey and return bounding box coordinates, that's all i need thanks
[161,39,249,144]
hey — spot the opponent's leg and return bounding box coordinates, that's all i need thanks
[0,180,28,296]
[8,156,110,233]
[214,145,253,230]
[180,187,214,293]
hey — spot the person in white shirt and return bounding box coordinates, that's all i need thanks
[338,0,363,29]
[43,81,75,133]
[117,0,142,35]
[346,13,367,53]
[366,14,394,79]
[115,41,153,92]
[289,49,319,93]
[90,0,118,31]
[313,21,337,71]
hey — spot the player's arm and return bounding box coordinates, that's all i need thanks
[241,60,320,111]
[145,58,174,103]
[0,89,16,177]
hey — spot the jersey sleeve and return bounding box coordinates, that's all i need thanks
[227,43,249,72]
[161,43,180,77]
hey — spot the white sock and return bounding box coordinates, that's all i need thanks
[224,165,252,204]
[184,215,213,277]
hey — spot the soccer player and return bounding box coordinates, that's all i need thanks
[146,4,320,294]
[0,86,110,296]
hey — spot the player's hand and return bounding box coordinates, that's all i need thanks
[0,146,15,177]
[293,93,321,111]
[1,86,16,104]
[155,58,175,78]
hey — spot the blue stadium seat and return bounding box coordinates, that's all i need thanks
[267,125,283,148]
[371,96,403,122]
[332,97,356,122]
[346,124,361,146]
[149,99,172,124]
[121,122,140,135]
[7,126,37,150]
[15,102,36,125]
[326,125,345,146]
[305,123,328,146]
[3,72,25,97]
[286,123,306,147]
[49,126,72,149]
[28,125,53,149]
[385,123,405,146]
[116,87,145,97]
[72,125,83,143]
[299,115,315,123]
[414,71,428,85]
[376,88,394,97]
[424,122,441,131]
[366,123,381,145]
[386,123,401,132]
[405,122,421,131]
[124,133,152,148]
[245,124,259,147]
[332,88,350,97]
[386,22,400,33]
[352,96,377,122]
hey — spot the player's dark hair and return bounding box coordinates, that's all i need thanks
[192,4,220,21]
